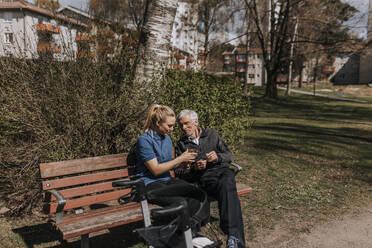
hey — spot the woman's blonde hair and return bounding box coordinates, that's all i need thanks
[144,104,175,132]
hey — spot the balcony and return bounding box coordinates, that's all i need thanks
[236,57,247,63]
[172,53,185,60]
[122,36,137,45]
[97,45,110,51]
[36,24,60,34]
[236,68,246,73]
[76,33,91,41]
[323,66,335,73]
[37,42,61,53]
[77,50,94,58]
[186,57,194,63]
[97,30,115,39]
[197,60,205,66]
[169,63,185,70]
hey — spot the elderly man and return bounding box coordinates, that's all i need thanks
[175,109,246,248]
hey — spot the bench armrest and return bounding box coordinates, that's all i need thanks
[112,178,142,187]
[230,162,243,175]
[47,190,66,224]
[112,179,146,204]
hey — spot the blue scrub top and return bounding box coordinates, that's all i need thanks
[136,129,172,186]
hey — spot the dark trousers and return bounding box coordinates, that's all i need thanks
[199,167,246,248]
[146,178,209,233]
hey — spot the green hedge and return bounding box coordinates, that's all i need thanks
[0,58,251,215]
[160,70,251,151]
[0,56,154,214]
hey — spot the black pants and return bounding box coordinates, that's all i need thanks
[199,167,246,248]
[146,178,209,233]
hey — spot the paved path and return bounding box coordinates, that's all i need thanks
[277,87,368,103]
[248,204,372,248]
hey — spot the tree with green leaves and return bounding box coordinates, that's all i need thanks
[239,0,358,98]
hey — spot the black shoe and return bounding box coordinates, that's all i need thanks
[226,235,239,248]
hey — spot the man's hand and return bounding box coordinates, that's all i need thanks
[195,159,207,170]
[179,162,191,170]
[206,151,218,163]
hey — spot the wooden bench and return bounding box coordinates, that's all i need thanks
[39,153,252,248]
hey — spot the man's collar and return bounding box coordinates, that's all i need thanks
[186,127,203,140]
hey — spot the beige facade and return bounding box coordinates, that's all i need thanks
[222,47,265,86]
[0,0,86,60]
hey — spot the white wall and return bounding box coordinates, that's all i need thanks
[171,1,205,67]
[0,9,80,60]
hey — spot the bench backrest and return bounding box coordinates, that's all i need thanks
[40,153,133,214]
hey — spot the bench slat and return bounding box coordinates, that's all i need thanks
[58,204,151,239]
[40,153,127,178]
[236,183,253,195]
[49,180,130,201]
[42,169,129,190]
[59,202,142,226]
[46,189,131,213]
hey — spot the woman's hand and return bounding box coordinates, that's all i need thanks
[178,149,197,163]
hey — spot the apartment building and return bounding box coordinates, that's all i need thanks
[170,1,205,70]
[0,0,87,60]
[222,47,265,86]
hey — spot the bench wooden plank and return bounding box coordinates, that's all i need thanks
[58,204,152,239]
[42,169,129,190]
[236,183,253,196]
[40,153,127,178]
[56,184,252,238]
[49,180,128,201]
[59,202,142,226]
[47,189,131,213]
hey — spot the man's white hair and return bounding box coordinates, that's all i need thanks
[178,109,198,122]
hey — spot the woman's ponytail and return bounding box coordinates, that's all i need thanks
[144,104,175,132]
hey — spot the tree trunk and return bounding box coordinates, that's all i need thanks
[134,0,179,83]
[265,72,278,98]
[298,66,303,88]
[244,9,251,94]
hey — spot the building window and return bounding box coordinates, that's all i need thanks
[247,64,255,69]
[4,12,12,22]
[249,74,255,78]
[237,54,246,60]
[4,33,14,44]
[236,63,245,69]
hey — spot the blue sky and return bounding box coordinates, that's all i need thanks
[57,0,88,10]
[343,0,370,38]
[27,0,88,10]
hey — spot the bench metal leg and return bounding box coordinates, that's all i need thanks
[81,234,89,248]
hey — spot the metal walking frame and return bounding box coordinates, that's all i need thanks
[112,179,222,248]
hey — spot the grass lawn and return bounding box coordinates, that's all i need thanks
[1,87,371,247]
[235,87,372,244]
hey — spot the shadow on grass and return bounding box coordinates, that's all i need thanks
[246,89,372,185]
[12,220,145,248]
[247,120,372,184]
[251,93,372,124]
